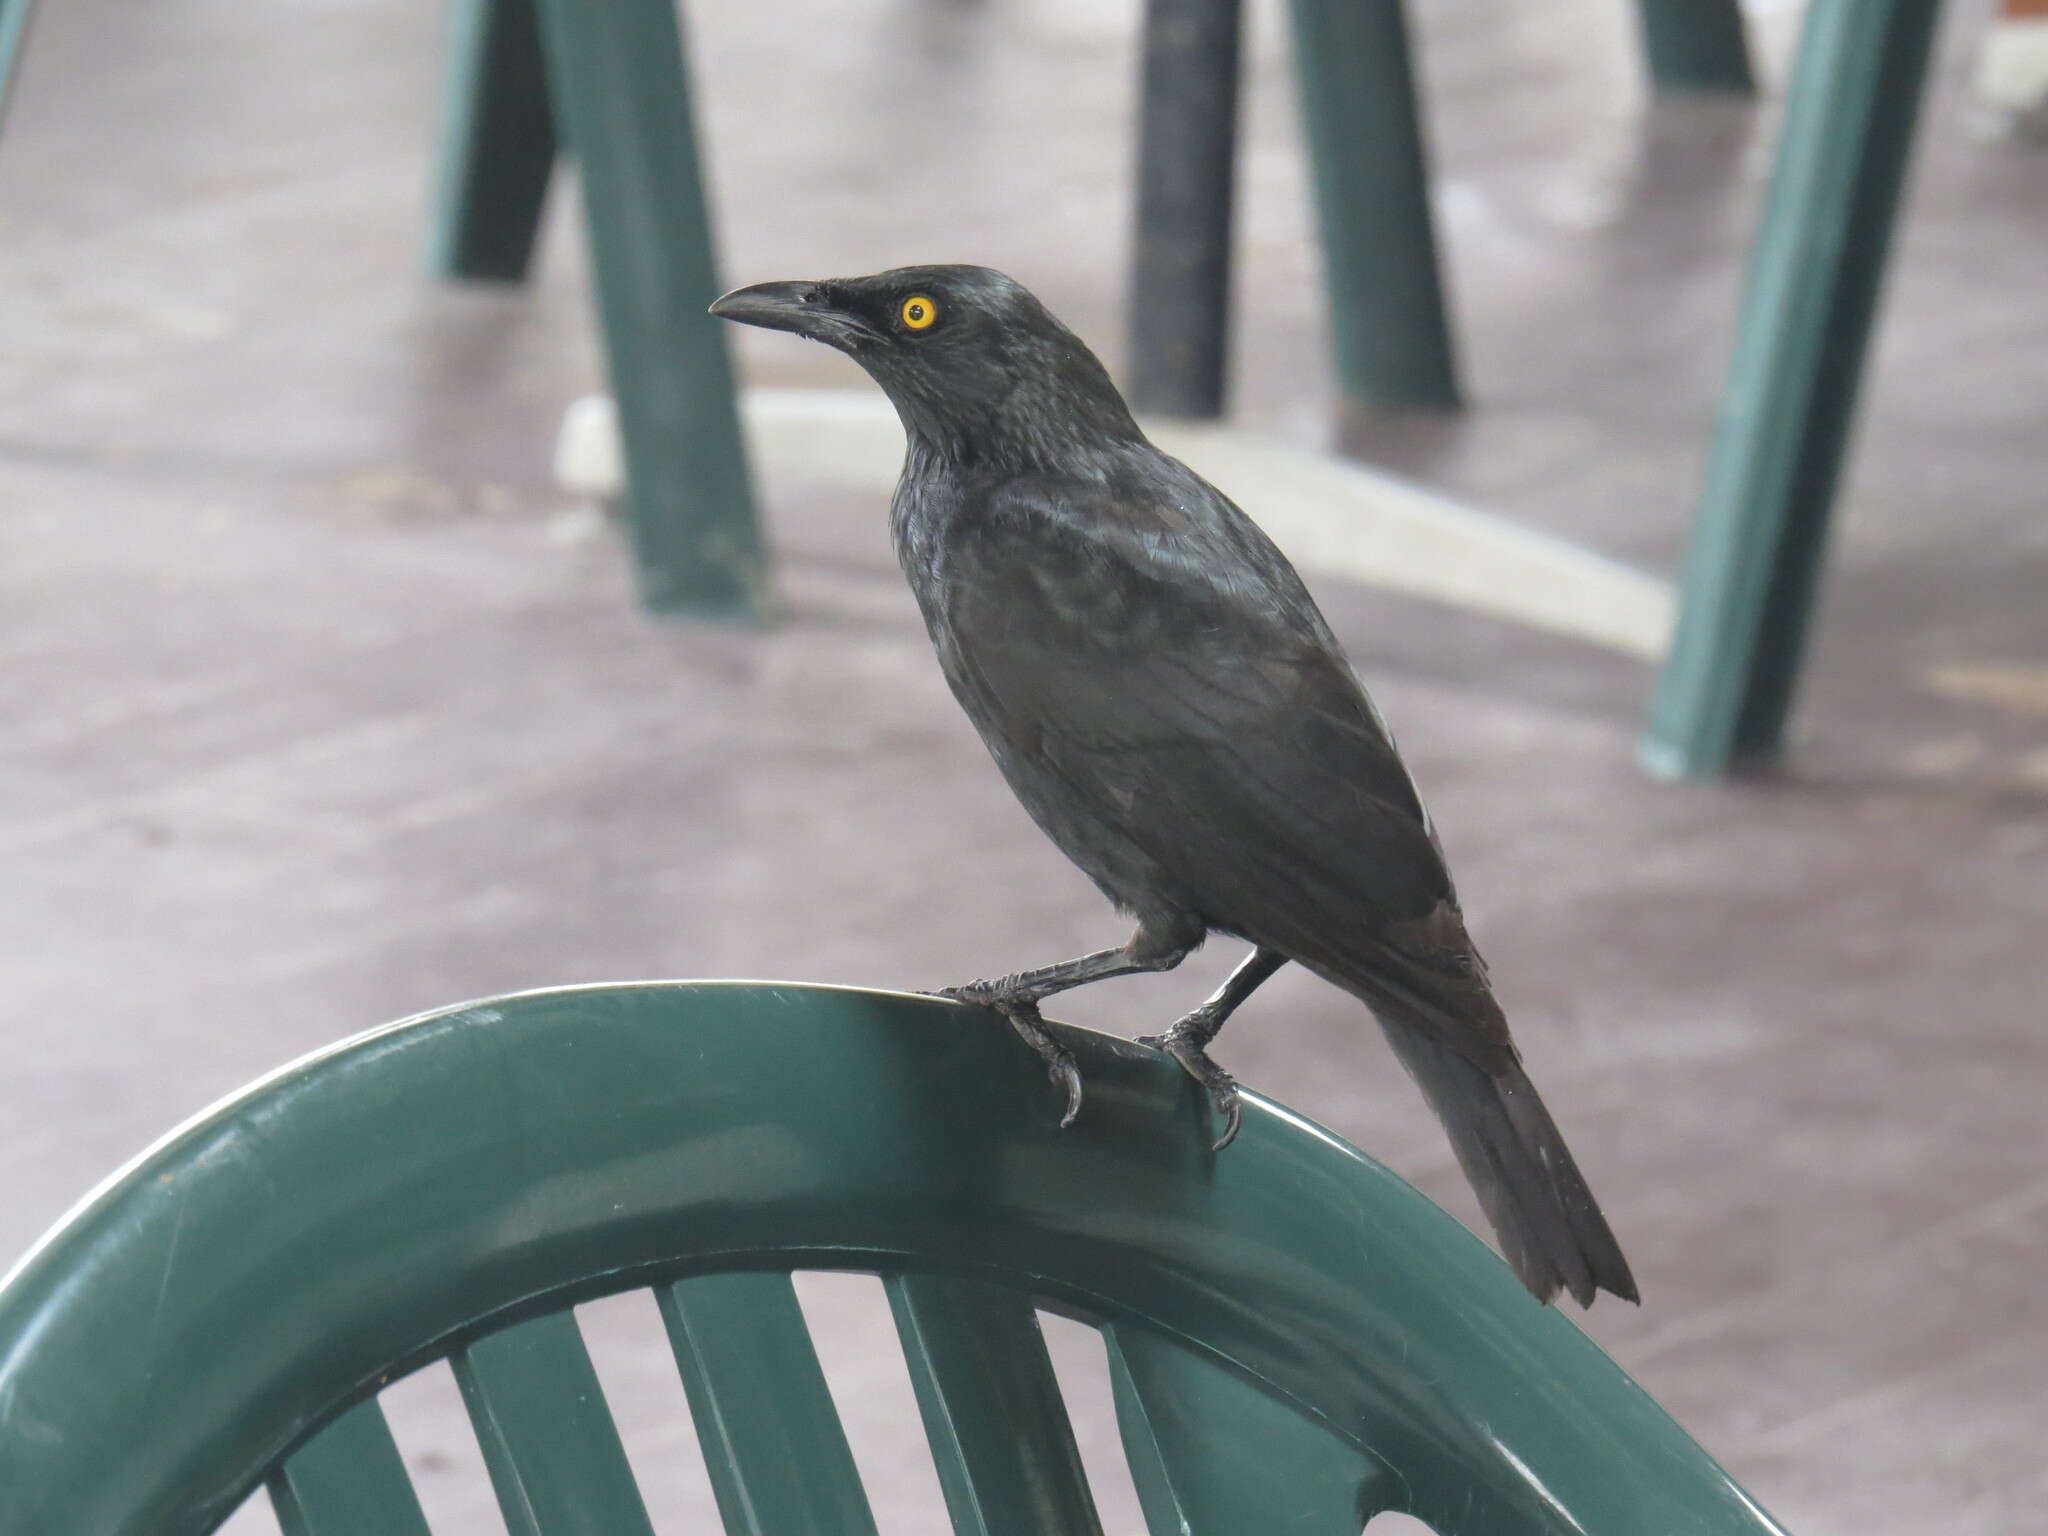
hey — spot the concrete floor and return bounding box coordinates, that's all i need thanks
[3,1,2046,1533]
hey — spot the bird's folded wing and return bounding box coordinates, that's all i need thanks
[940,475,1459,944]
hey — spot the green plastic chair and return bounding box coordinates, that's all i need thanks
[1643,0,1945,777]
[0,981,1785,1536]
[0,0,34,137]
[1127,0,1753,421]
[430,0,764,622]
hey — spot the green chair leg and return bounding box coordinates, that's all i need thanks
[1634,0,1756,95]
[528,0,767,620]
[0,0,37,136]
[1286,0,1459,412]
[1642,0,1945,779]
[429,0,558,282]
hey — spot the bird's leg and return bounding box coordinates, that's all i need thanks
[936,919,1201,1130]
[938,919,1199,1009]
[1140,946,1288,1151]
[939,946,1147,1009]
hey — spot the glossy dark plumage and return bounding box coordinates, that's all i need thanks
[711,264,1636,1306]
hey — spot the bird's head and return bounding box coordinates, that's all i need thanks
[710,264,1140,467]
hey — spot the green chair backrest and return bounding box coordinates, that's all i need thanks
[0,982,1788,1536]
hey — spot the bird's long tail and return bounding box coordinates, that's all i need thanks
[1378,1016,1638,1307]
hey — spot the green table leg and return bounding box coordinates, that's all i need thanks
[528,0,767,620]
[1634,0,1755,95]
[1642,0,1944,778]
[429,0,558,282]
[0,0,36,136]
[1286,0,1459,411]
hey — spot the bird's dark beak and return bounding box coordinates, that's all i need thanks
[708,280,815,333]
[708,279,862,346]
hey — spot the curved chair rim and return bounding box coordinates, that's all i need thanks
[0,980,1786,1536]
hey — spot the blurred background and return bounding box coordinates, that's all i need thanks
[1,0,2044,1532]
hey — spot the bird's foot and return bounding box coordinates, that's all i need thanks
[930,974,1030,1009]
[934,987,1083,1129]
[1140,1016,1242,1151]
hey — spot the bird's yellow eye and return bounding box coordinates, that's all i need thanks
[900,295,938,331]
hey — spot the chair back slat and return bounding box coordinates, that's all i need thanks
[452,1308,657,1536]
[658,1272,881,1536]
[1106,1322,1400,1535]
[267,1396,432,1536]
[885,1273,1105,1536]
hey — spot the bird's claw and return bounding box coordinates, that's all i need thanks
[1047,1048,1084,1129]
[1142,1026,1242,1151]
[1208,1083,1243,1152]
[955,993,1084,1131]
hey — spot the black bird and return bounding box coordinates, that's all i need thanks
[711,265,1637,1307]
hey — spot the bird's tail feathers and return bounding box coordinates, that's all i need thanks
[1376,1011,1638,1308]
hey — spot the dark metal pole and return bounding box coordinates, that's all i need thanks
[1127,0,1243,419]
[1642,0,1945,778]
